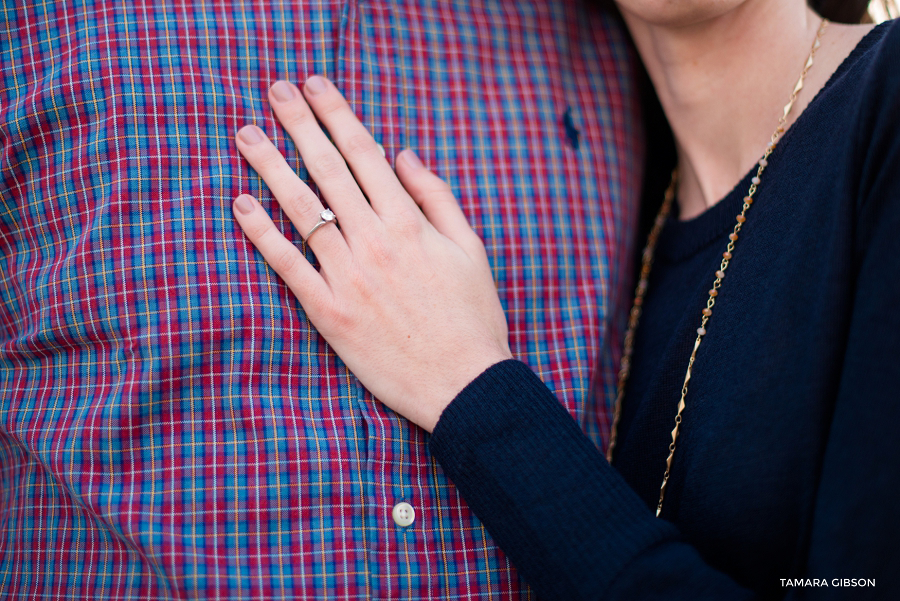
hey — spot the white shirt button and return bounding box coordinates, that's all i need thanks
[392,502,415,527]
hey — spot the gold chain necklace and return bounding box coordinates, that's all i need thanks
[606,18,829,518]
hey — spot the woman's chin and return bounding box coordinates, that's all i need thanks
[615,0,749,29]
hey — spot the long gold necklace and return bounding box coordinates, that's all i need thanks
[606,18,830,518]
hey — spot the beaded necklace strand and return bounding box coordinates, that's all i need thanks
[606,18,830,518]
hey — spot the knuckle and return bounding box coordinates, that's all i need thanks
[343,265,375,302]
[342,132,378,159]
[246,217,276,242]
[279,106,314,129]
[325,299,355,332]
[390,209,424,236]
[414,176,452,197]
[422,186,455,206]
[272,245,302,275]
[282,189,318,219]
[311,152,346,178]
[365,236,395,268]
[255,148,286,172]
[435,189,458,206]
[306,289,332,324]
[317,97,346,119]
[431,178,453,194]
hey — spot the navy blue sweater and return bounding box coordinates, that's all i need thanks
[429,21,900,601]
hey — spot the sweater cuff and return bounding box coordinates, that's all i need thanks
[429,359,678,600]
[431,359,559,457]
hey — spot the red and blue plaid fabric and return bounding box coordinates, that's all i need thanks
[0,1,641,598]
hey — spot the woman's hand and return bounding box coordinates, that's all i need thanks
[232,77,512,432]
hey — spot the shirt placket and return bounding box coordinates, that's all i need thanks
[334,2,440,597]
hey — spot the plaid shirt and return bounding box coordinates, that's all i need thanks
[0,1,641,598]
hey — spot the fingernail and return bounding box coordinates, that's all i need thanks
[270,80,298,103]
[238,125,264,145]
[305,75,327,95]
[401,149,424,170]
[234,195,255,215]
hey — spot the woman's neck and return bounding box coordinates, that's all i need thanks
[620,1,872,220]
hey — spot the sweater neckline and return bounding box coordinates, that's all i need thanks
[655,20,892,263]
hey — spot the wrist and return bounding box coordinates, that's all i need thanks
[418,349,513,433]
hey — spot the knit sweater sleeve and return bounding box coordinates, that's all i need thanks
[429,360,754,600]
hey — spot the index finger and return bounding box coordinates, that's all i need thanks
[272,77,416,217]
[231,193,332,320]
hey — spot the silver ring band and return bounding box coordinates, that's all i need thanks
[305,209,338,240]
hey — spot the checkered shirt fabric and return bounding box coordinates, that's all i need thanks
[0,0,642,598]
